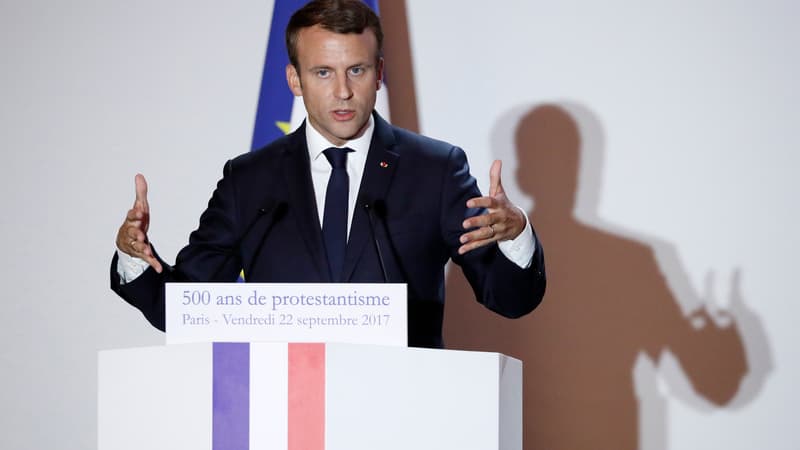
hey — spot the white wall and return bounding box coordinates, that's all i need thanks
[0,1,271,448]
[0,1,796,449]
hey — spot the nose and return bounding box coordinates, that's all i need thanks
[334,75,353,100]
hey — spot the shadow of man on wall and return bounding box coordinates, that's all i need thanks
[444,103,770,450]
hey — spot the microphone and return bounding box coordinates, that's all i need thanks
[368,199,415,290]
[364,198,430,347]
[363,199,389,283]
[246,201,288,279]
[208,200,286,281]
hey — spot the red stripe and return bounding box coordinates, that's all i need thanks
[288,343,325,450]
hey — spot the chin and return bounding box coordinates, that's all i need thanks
[335,127,364,140]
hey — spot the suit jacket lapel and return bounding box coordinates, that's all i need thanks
[342,113,399,281]
[281,123,331,281]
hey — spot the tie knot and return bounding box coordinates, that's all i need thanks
[323,147,350,169]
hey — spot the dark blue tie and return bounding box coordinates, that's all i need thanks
[322,147,351,281]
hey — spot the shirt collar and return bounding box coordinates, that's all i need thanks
[306,115,375,162]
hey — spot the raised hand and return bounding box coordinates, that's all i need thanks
[458,160,526,255]
[115,174,163,272]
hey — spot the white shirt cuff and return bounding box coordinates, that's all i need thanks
[497,207,535,269]
[116,248,150,284]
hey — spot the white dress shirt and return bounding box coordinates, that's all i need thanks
[306,115,374,237]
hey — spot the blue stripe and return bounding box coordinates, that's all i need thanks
[213,343,250,450]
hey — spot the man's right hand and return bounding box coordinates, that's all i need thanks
[115,174,163,273]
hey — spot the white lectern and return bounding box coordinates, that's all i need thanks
[98,342,521,450]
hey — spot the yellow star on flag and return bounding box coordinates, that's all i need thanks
[276,121,292,135]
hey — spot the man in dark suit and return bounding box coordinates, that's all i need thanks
[112,0,545,348]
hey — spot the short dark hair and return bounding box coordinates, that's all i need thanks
[286,0,384,68]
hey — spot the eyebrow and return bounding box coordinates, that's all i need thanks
[307,62,374,72]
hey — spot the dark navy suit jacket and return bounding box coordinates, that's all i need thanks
[111,113,545,348]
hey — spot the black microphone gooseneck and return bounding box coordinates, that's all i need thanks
[208,200,283,281]
[371,199,416,289]
[363,200,389,283]
[246,201,288,279]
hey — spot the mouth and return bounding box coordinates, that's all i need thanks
[332,109,355,121]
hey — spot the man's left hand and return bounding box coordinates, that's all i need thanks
[458,160,526,254]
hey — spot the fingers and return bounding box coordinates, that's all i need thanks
[129,173,151,235]
[461,199,519,236]
[459,218,517,254]
[458,209,515,255]
[465,194,497,211]
[458,159,525,256]
[458,210,519,255]
[125,207,144,223]
[117,173,161,272]
[488,160,503,197]
[139,245,163,273]
[458,193,526,254]
[134,173,149,212]
[458,221,502,255]
[461,208,496,230]
[116,225,163,273]
[130,240,163,273]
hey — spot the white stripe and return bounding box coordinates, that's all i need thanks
[375,87,391,122]
[250,343,289,450]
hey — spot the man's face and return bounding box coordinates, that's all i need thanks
[286,25,383,146]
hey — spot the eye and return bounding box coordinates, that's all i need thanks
[349,66,365,76]
[315,69,331,78]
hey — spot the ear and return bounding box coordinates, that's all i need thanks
[286,64,303,96]
[375,57,384,90]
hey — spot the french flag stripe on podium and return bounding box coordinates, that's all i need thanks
[213,343,327,450]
